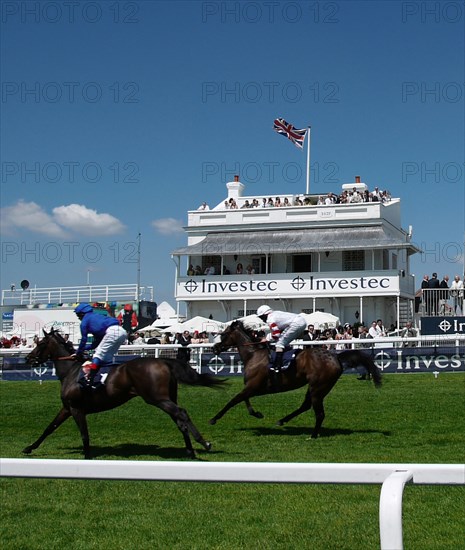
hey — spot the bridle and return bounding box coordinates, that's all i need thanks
[27,333,76,366]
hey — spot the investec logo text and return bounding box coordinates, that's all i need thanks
[183,276,392,295]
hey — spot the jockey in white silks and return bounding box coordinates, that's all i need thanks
[256,305,307,371]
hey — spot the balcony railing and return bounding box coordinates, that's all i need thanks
[1,284,154,306]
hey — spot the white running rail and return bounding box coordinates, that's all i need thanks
[1,459,463,550]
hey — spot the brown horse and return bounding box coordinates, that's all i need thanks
[24,329,225,459]
[210,321,381,438]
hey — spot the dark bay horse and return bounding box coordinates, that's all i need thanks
[24,329,225,459]
[210,321,381,438]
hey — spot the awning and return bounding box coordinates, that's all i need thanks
[172,226,420,256]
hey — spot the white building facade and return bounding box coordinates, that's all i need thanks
[172,176,420,329]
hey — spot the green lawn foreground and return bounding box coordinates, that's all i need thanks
[1,373,464,550]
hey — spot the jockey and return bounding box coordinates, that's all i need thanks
[256,305,307,371]
[73,303,127,387]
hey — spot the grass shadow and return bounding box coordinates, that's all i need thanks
[240,426,392,438]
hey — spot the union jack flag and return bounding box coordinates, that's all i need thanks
[273,118,308,149]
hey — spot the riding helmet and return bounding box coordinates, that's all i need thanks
[74,302,93,315]
[257,305,272,317]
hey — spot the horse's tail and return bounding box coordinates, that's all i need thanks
[336,349,382,388]
[164,358,228,389]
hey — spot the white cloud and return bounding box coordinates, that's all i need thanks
[52,204,126,236]
[0,200,125,238]
[151,217,184,235]
[0,200,67,237]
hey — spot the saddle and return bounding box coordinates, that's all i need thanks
[78,362,113,390]
[268,348,300,371]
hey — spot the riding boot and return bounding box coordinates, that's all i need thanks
[273,352,283,372]
[357,374,367,380]
[88,366,99,387]
[83,363,100,387]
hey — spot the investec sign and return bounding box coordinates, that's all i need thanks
[177,275,399,299]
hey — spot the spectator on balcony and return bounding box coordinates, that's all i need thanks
[325,193,336,205]
[197,201,210,210]
[204,265,215,275]
[187,264,195,276]
[283,197,291,207]
[438,275,450,315]
[428,273,440,315]
[349,189,363,203]
[450,275,464,315]
[194,265,202,276]
[421,274,430,314]
[246,264,255,275]
[236,263,244,274]
[275,197,282,207]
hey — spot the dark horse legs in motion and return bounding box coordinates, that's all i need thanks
[210,321,381,439]
[24,329,225,459]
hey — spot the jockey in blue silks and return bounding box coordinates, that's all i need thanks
[74,303,127,386]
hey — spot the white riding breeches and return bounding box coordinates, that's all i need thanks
[276,316,307,350]
[93,325,127,364]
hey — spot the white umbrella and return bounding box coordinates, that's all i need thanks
[137,325,163,336]
[299,311,340,329]
[165,316,225,334]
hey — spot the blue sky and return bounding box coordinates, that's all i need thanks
[1,0,464,307]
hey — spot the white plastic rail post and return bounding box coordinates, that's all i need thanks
[379,470,414,550]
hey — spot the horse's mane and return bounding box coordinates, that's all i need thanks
[230,320,255,339]
[46,328,75,353]
[229,320,269,349]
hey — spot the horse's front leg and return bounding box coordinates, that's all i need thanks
[209,387,259,425]
[22,407,71,455]
[69,408,91,459]
[277,389,312,426]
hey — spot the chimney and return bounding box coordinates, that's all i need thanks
[355,175,361,183]
[227,175,245,199]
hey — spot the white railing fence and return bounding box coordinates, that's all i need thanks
[1,284,154,305]
[1,459,463,550]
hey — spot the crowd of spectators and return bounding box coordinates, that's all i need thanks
[214,186,391,210]
[420,272,464,316]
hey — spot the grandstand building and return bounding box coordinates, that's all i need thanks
[172,175,420,329]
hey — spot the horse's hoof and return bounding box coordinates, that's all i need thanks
[205,441,212,451]
[209,418,217,425]
[252,412,264,419]
[22,447,32,455]
[276,420,284,426]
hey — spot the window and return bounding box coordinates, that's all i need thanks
[292,254,312,273]
[342,250,364,271]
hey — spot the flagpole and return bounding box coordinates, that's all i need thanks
[305,126,311,195]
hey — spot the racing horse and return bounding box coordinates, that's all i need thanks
[210,321,381,438]
[24,329,226,459]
